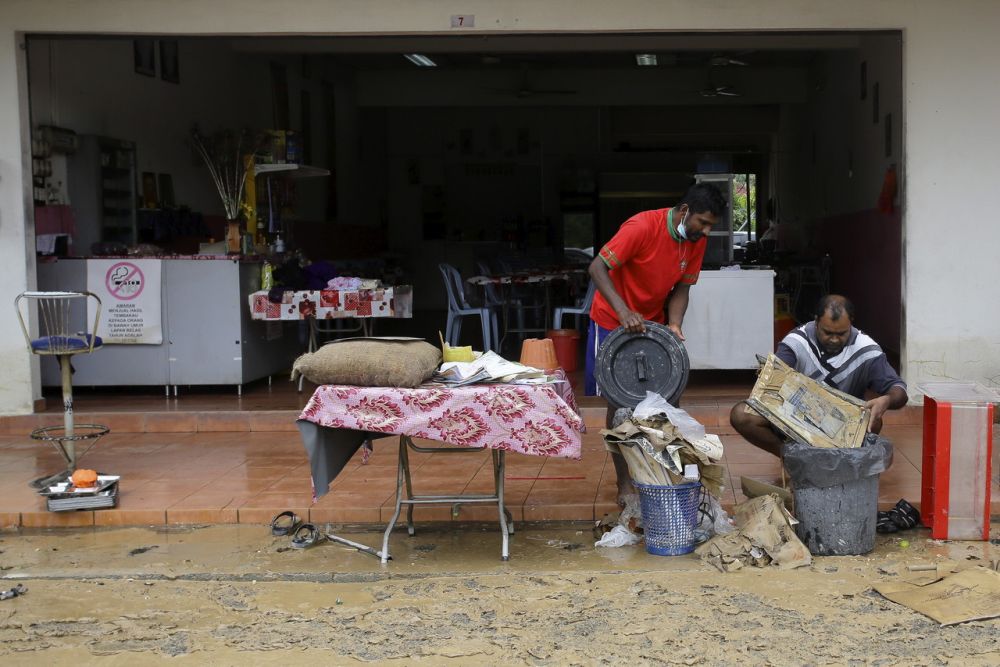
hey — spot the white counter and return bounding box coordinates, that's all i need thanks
[683,269,775,370]
[36,258,301,389]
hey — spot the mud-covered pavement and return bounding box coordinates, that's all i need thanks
[0,523,997,665]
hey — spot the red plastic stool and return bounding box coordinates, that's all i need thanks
[919,382,996,540]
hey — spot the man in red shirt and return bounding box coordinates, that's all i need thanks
[586,182,726,502]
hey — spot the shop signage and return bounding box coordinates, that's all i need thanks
[87,259,162,344]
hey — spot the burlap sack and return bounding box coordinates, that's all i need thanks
[292,339,442,388]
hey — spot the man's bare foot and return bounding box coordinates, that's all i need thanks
[617,479,637,508]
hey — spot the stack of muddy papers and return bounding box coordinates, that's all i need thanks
[601,393,726,498]
[41,475,120,512]
[433,351,547,386]
[746,354,871,448]
[695,493,811,571]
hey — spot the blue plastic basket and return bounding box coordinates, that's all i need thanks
[635,481,702,556]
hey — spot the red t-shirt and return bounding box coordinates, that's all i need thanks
[590,208,707,330]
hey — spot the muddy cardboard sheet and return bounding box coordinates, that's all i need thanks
[747,355,871,449]
[875,567,1000,625]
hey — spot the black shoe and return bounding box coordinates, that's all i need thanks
[877,511,900,534]
[890,499,920,530]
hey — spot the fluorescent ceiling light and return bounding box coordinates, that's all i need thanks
[635,54,658,67]
[404,53,437,67]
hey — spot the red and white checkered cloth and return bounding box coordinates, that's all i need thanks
[248,286,412,321]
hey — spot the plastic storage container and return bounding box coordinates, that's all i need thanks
[634,481,702,555]
[919,382,996,541]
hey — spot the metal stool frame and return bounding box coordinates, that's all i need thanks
[15,290,107,473]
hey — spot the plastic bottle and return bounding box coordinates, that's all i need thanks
[274,234,285,253]
[261,261,274,291]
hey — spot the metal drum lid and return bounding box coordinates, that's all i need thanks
[595,321,690,408]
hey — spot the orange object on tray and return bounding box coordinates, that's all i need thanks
[71,469,98,488]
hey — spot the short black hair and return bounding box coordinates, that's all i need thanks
[814,294,855,322]
[680,182,727,217]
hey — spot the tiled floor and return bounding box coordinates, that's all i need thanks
[0,372,995,529]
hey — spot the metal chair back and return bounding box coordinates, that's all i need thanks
[15,291,103,356]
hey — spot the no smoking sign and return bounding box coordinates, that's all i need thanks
[105,261,145,301]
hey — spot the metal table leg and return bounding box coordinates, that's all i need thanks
[380,434,513,563]
[380,436,407,564]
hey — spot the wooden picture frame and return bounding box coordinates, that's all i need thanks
[134,39,155,77]
[873,82,880,124]
[159,40,179,84]
[157,173,175,208]
[141,172,159,209]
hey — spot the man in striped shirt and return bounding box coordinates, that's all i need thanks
[730,294,908,457]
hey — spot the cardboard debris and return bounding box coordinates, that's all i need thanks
[904,561,961,587]
[602,419,725,497]
[696,494,812,571]
[874,567,1000,625]
[747,354,871,449]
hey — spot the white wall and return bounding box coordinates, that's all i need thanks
[777,34,903,227]
[2,0,1000,413]
[29,38,262,216]
[28,38,333,224]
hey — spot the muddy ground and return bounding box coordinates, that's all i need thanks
[0,523,997,665]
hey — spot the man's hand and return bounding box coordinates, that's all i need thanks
[616,309,645,333]
[864,395,893,423]
[667,323,685,341]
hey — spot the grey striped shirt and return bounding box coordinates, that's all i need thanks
[776,322,906,399]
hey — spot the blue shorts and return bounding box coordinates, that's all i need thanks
[584,320,614,396]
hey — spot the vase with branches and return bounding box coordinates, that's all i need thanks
[191,126,262,252]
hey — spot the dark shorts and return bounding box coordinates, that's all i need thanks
[584,320,614,396]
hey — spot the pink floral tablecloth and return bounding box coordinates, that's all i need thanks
[248,286,412,321]
[298,383,583,459]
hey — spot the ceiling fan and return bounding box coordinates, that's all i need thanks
[486,64,576,98]
[700,84,742,98]
[697,65,742,98]
[708,52,752,67]
[669,50,754,68]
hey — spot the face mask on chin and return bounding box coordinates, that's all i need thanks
[677,212,689,239]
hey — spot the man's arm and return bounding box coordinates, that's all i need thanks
[864,355,909,423]
[865,384,907,424]
[665,283,691,340]
[588,256,644,333]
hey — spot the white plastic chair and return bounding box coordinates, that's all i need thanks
[553,281,596,330]
[440,263,498,352]
[15,291,108,474]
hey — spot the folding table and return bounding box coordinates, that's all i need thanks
[296,381,584,562]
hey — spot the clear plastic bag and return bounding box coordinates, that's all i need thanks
[595,525,642,548]
[632,391,706,441]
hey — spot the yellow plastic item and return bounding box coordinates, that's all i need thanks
[439,331,475,362]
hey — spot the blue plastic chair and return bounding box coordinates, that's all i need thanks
[553,281,596,330]
[476,261,528,335]
[439,263,498,352]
